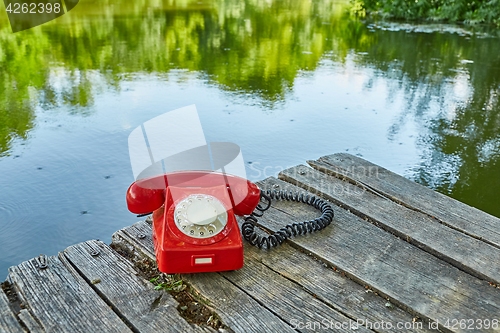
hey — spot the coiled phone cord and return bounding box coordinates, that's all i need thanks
[241,189,334,249]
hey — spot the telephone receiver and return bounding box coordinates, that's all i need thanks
[126,171,261,274]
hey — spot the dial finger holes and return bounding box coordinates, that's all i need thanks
[174,194,228,239]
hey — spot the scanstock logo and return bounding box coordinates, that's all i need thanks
[3,0,79,32]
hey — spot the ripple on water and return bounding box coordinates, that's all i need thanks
[0,198,32,230]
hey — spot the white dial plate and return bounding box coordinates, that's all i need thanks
[174,194,228,239]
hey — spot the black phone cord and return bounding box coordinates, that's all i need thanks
[241,189,334,249]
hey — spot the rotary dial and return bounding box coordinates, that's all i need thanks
[174,194,228,239]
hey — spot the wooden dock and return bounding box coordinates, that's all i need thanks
[2,153,500,333]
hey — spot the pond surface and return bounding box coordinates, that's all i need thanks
[1,0,500,277]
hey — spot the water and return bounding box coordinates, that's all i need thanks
[1,0,500,278]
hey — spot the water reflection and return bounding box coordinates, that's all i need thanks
[1,0,500,275]
[348,29,500,214]
[1,0,324,150]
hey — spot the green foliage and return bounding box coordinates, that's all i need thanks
[351,0,500,26]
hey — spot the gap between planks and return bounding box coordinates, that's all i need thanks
[62,240,216,333]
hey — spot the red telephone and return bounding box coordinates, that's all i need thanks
[126,171,261,274]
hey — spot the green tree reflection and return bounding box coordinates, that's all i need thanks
[345,28,500,215]
[0,0,348,154]
[1,0,500,216]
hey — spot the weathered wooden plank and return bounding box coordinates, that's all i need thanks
[219,244,373,333]
[309,153,500,248]
[18,309,43,332]
[184,273,297,333]
[62,240,214,333]
[279,164,500,285]
[0,289,25,333]
[8,255,132,333]
[112,222,295,333]
[244,243,435,333]
[255,177,500,333]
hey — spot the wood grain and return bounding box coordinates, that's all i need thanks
[279,164,500,285]
[218,243,373,333]
[243,243,435,333]
[112,221,295,333]
[18,309,43,332]
[185,273,297,333]
[8,255,132,333]
[309,153,500,248]
[62,240,214,333]
[255,177,500,333]
[0,289,25,333]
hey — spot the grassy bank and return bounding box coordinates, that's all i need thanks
[350,0,500,26]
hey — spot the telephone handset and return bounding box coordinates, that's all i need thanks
[127,171,334,274]
[127,171,261,273]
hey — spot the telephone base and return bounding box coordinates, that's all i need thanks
[155,243,244,274]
